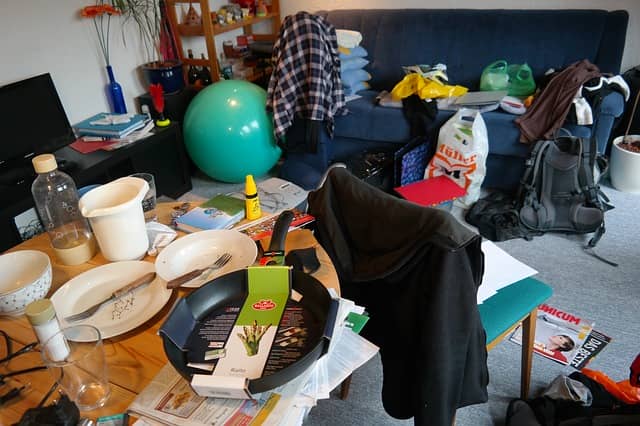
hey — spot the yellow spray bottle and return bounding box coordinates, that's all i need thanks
[245,174,262,220]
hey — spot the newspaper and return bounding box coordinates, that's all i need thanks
[509,303,594,366]
[128,360,314,426]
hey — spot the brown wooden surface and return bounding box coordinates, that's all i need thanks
[0,202,338,424]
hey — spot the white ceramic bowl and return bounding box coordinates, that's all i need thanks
[0,250,52,316]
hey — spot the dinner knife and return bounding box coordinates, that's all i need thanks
[64,272,157,322]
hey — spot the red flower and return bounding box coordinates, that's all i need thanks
[102,5,121,16]
[78,2,122,65]
[80,5,102,18]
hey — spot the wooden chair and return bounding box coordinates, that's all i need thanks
[478,276,553,398]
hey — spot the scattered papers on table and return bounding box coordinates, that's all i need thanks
[128,294,379,426]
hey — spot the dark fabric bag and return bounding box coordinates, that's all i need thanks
[465,191,542,242]
[505,372,640,426]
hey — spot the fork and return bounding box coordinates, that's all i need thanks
[166,252,232,289]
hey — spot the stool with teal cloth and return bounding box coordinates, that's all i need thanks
[478,276,553,399]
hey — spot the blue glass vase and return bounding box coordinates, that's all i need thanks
[106,65,127,114]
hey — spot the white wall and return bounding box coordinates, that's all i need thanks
[0,0,148,124]
[1,0,638,125]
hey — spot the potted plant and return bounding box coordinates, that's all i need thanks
[115,0,185,93]
[609,90,640,193]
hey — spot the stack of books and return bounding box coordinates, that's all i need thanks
[73,113,151,138]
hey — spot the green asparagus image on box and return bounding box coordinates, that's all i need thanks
[238,320,271,356]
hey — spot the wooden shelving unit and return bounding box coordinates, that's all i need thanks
[166,0,280,84]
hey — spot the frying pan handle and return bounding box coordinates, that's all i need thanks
[268,210,295,252]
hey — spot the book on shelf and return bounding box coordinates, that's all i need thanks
[509,303,598,367]
[234,209,315,241]
[175,194,245,233]
[69,120,156,154]
[73,112,150,138]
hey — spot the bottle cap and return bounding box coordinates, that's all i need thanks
[25,299,56,326]
[245,174,257,196]
[32,154,57,174]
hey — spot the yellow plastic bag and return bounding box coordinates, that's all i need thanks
[391,73,468,100]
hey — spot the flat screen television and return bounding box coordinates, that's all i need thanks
[0,73,75,172]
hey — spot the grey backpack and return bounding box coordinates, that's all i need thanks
[517,132,614,255]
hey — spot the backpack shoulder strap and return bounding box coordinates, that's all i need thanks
[517,139,553,203]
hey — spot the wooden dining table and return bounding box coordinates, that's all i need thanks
[0,202,339,424]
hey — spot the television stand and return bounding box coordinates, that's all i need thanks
[0,122,192,251]
[56,157,77,172]
[0,164,34,186]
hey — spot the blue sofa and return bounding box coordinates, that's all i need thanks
[279,9,629,191]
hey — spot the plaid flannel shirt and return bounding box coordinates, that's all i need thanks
[266,12,346,144]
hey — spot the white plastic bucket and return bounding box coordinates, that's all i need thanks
[79,177,149,261]
[610,135,640,193]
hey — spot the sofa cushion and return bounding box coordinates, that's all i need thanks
[336,91,591,158]
[339,45,368,60]
[321,9,628,92]
[344,81,371,96]
[341,57,369,72]
[342,69,372,88]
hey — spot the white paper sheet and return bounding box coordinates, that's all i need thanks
[478,240,538,304]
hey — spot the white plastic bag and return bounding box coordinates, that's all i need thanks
[425,108,488,207]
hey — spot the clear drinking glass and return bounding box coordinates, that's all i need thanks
[130,172,157,222]
[40,324,111,411]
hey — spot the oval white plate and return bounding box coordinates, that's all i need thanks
[155,229,258,288]
[51,261,172,341]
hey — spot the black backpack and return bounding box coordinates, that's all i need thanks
[517,131,613,249]
[466,131,616,265]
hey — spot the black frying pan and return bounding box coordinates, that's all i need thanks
[159,210,335,394]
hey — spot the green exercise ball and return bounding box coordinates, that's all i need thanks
[183,80,281,183]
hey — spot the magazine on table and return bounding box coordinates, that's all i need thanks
[234,209,315,241]
[509,303,594,366]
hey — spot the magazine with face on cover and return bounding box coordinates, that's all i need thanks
[509,303,595,366]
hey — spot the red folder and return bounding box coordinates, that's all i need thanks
[394,175,466,207]
[69,137,117,154]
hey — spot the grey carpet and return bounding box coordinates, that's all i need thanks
[182,172,640,426]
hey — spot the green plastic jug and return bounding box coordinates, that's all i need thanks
[507,63,536,97]
[480,60,509,92]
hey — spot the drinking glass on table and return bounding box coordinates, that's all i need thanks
[130,172,157,222]
[40,324,111,411]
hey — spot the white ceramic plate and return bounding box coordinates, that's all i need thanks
[51,261,172,341]
[155,229,258,288]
